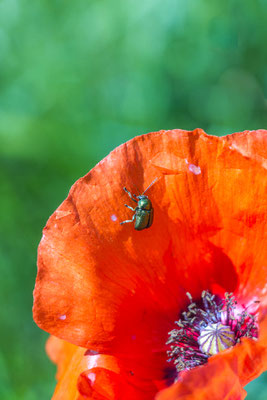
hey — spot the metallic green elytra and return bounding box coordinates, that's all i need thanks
[120,178,158,230]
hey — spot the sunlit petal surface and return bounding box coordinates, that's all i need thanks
[33,129,267,399]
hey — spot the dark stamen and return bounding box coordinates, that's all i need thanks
[167,291,258,372]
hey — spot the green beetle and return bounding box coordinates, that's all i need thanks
[120,178,158,230]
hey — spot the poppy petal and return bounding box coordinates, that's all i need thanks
[47,337,165,400]
[223,129,267,167]
[33,129,267,357]
[215,130,267,304]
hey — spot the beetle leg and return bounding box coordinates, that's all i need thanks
[124,204,135,211]
[123,187,138,203]
[120,214,136,225]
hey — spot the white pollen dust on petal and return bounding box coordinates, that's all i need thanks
[111,214,117,222]
[87,355,101,369]
[87,372,96,384]
[59,314,66,320]
[188,163,201,175]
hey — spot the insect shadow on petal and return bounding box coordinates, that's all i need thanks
[120,177,158,230]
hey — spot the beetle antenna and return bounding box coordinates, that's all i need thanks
[142,177,159,195]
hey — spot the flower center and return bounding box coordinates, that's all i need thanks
[167,291,258,372]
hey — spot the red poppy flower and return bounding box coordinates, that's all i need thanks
[33,129,267,400]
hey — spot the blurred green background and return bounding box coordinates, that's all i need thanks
[0,0,267,398]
